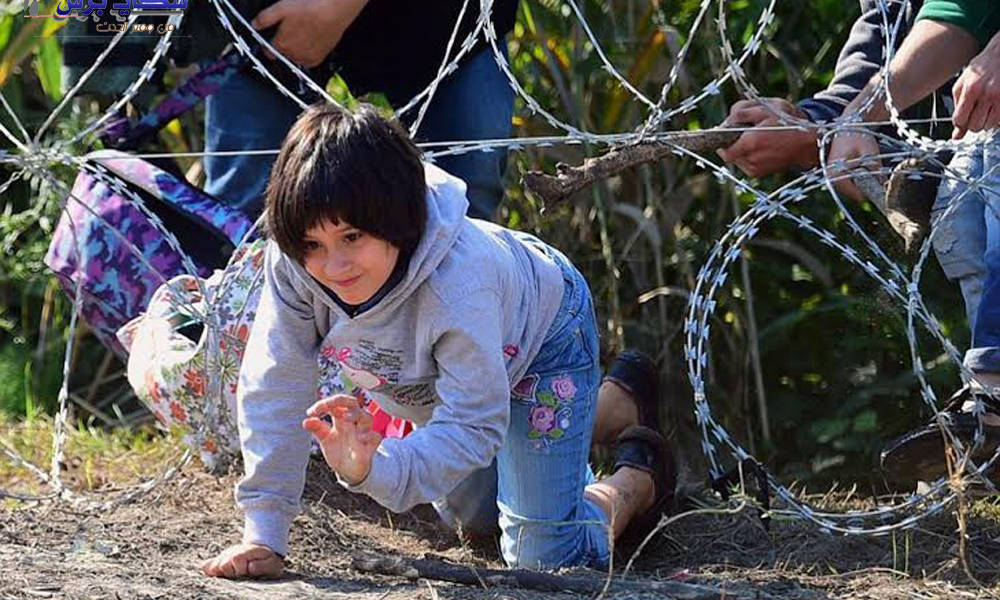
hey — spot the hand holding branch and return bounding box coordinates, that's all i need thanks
[716,98,819,178]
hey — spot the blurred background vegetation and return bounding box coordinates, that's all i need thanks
[0,0,967,491]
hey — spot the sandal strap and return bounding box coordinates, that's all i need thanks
[613,425,675,507]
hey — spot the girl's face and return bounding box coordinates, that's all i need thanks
[302,220,400,305]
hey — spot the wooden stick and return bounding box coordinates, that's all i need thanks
[521,129,743,206]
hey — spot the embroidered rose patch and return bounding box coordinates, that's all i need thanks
[526,375,575,448]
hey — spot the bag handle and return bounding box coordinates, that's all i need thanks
[101,48,246,151]
[102,37,336,152]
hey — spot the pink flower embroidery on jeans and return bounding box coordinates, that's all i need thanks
[550,376,577,400]
[526,380,574,448]
[529,405,557,434]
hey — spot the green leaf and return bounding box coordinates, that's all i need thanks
[536,391,557,406]
[853,409,878,433]
[34,34,61,101]
[527,430,541,440]
[0,16,14,51]
[809,418,850,444]
[548,428,563,440]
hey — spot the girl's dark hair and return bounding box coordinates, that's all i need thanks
[265,103,427,262]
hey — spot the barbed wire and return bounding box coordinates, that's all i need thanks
[0,0,997,551]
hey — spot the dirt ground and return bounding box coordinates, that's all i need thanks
[4,455,1000,600]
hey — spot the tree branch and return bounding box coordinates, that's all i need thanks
[352,554,774,599]
[521,129,742,206]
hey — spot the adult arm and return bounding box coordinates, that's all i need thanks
[798,0,913,123]
[952,30,1000,138]
[827,18,980,199]
[718,0,911,177]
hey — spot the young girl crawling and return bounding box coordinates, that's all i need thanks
[201,104,674,577]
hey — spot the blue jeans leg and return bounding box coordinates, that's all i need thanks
[203,69,301,218]
[932,146,987,331]
[966,132,1000,374]
[431,256,607,565]
[409,46,514,221]
[495,254,609,569]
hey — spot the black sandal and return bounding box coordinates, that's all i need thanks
[603,350,661,431]
[880,386,1000,486]
[612,425,676,546]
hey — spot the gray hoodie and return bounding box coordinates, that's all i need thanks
[236,164,565,556]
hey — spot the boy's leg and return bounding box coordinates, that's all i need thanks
[433,356,653,539]
[965,132,1000,393]
[931,144,988,330]
[408,46,515,221]
[204,69,302,219]
[881,136,1000,485]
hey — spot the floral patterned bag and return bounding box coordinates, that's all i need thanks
[115,239,266,469]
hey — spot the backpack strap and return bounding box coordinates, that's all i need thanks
[101,49,247,151]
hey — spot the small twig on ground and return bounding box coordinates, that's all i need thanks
[423,579,440,600]
[623,501,750,577]
[593,508,614,600]
[352,555,593,594]
[521,129,742,206]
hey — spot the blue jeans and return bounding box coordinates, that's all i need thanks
[203,47,514,220]
[931,130,1000,374]
[433,251,610,569]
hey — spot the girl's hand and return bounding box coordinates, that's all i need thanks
[826,130,883,203]
[201,543,283,579]
[302,394,383,485]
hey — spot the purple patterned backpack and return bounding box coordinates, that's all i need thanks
[44,52,255,358]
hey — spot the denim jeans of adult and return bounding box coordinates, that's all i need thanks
[432,251,610,570]
[931,129,1000,375]
[203,46,514,220]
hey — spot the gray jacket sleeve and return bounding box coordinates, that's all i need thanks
[798,0,917,122]
[235,244,320,557]
[348,288,510,513]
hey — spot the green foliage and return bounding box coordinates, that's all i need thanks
[0,0,973,491]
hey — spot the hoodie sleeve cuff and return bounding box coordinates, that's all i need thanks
[243,509,294,557]
[796,99,834,124]
[343,444,403,511]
